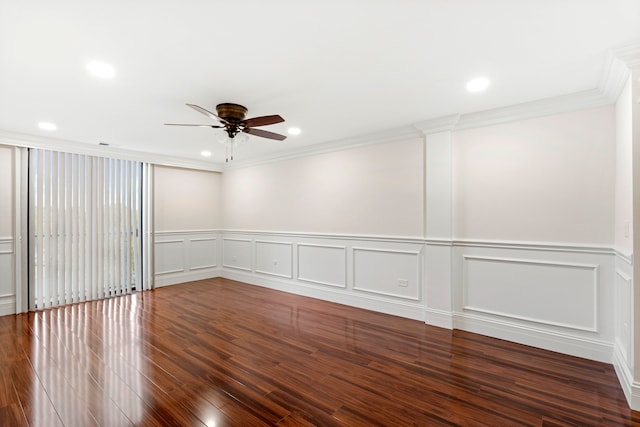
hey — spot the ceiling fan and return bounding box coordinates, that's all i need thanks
[165,103,286,162]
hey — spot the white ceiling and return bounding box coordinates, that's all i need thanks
[1,1,639,167]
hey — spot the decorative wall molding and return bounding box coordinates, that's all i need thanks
[222,238,253,271]
[297,243,347,288]
[154,239,185,275]
[222,229,425,245]
[352,247,422,301]
[219,231,427,320]
[220,232,620,255]
[155,229,223,236]
[452,238,615,255]
[255,240,293,279]
[462,255,599,333]
[154,231,219,287]
[614,247,633,265]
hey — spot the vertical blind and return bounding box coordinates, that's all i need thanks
[29,149,143,309]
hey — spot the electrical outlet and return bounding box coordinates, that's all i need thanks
[624,221,630,238]
[398,279,409,287]
[273,259,278,266]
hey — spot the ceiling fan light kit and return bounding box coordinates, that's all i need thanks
[165,103,286,162]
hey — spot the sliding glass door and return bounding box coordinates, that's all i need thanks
[28,149,143,309]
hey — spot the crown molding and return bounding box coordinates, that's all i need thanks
[599,51,632,101]
[455,89,611,131]
[411,89,612,136]
[224,125,422,170]
[613,39,640,69]
[413,114,460,135]
[227,87,612,167]
[598,40,640,101]
[0,130,224,172]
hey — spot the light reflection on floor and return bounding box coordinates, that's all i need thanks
[30,294,146,425]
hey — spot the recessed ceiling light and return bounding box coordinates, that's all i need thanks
[466,77,490,92]
[37,122,57,131]
[201,150,212,157]
[87,61,116,79]
[287,127,301,135]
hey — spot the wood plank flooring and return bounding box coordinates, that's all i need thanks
[0,277,638,426]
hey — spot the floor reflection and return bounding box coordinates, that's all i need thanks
[29,294,147,425]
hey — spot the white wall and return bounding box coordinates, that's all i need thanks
[453,106,615,244]
[153,166,222,286]
[222,138,424,237]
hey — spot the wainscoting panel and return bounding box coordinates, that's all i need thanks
[189,237,217,271]
[353,247,421,301]
[297,244,346,288]
[222,238,252,271]
[463,255,598,332]
[453,243,615,363]
[0,238,15,316]
[155,240,185,275]
[255,240,293,278]
[154,231,220,287]
[220,232,427,321]
[612,253,635,410]
[215,232,619,364]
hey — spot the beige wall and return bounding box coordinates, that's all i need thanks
[0,145,13,238]
[222,138,424,237]
[154,165,222,231]
[453,105,616,244]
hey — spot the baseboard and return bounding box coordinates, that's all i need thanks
[454,312,613,363]
[154,269,221,288]
[613,342,640,410]
[221,269,426,321]
[0,295,16,316]
[424,308,454,329]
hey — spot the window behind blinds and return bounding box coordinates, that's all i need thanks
[29,149,143,309]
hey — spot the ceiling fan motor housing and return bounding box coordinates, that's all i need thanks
[216,103,247,123]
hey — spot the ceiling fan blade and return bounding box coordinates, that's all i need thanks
[243,127,287,141]
[164,123,223,128]
[244,114,284,128]
[186,104,228,124]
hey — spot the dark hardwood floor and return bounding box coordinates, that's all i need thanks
[0,278,638,426]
